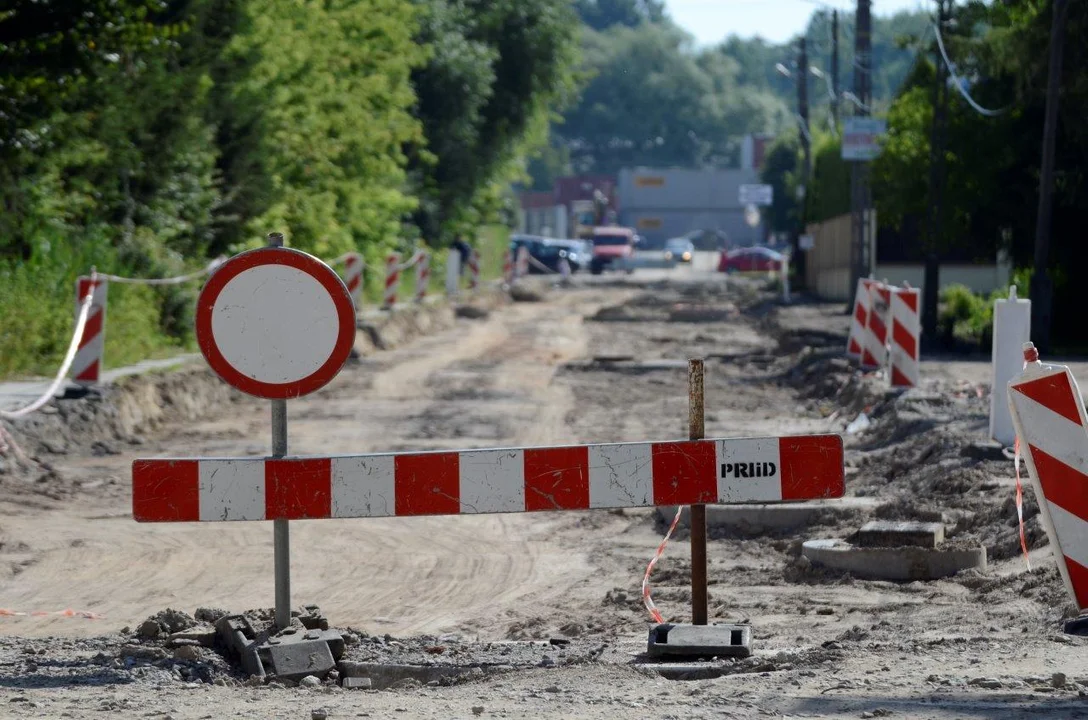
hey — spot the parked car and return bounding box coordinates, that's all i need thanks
[509,236,590,274]
[589,226,637,275]
[551,239,592,273]
[718,246,784,273]
[664,237,695,263]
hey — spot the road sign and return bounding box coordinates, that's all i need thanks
[195,246,355,400]
[842,118,888,161]
[739,184,773,207]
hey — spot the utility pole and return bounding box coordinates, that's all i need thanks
[922,0,951,345]
[831,10,840,129]
[796,36,810,283]
[848,0,872,309]
[1031,0,1070,354]
[799,36,811,192]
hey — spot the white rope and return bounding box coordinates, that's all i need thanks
[99,256,226,286]
[328,252,365,267]
[396,250,427,272]
[933,23,1009,117]
[1,272,98,420]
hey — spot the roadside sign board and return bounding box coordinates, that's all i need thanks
[739,184,773,207]
[195,246,355,399]
[842,118,888,161]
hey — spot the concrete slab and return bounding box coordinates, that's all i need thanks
[856,520,944,549]
[342,677,373,690]
[646,623,752,659]
[337,661,482,689]
[260,639,335,682]
[657,497,879,534]
[802,539,986,581]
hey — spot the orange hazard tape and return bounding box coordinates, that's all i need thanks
[0,608,105,619]
[1014,437,1031,571]
[642,505,685,623]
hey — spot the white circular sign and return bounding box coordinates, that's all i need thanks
[211,264,339,384]
[196,247,355,399]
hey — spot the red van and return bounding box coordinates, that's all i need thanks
[589,226,636,275]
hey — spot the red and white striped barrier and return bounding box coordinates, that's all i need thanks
[383,253,400,309]
[415,251,429,303]
[1008,343,1088,610]
[889,286,920,388]
[133,434,844,522]
[503,250,513,285]
[342,253,364,310]
[516,246,529,280]
[862,281,891,371]
[846,278,873,358]
[72,276,108,385]
[468,251,480,291]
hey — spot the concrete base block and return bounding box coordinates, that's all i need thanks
[634,662,734,681]
[646,623,751,659]
[857,520,944,549]
[802,539,986,581]
[657,497,879,534]
[338,661,480,690]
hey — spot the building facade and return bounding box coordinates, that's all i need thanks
[615,167,766,248]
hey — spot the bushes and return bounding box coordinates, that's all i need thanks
[937,268,1031,349]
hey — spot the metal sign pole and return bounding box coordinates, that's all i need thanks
[267,232,292,630]
[689,359,708,625]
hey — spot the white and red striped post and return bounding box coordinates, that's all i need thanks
[516,246,530,279]
[889,285,921,388]
[342,253,364,310]
[133,433,845,523]
[1008,343,1088,612]
[503,250,513,285]
[383,253,400,309]
[861,281,890,371]
[72,276,108,386]
[468,250,480,291]
[846,278,873,359]
[414,251,429,303]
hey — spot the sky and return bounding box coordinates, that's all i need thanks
[665,0,930,46]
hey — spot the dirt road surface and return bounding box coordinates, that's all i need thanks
[3,262,1088,719]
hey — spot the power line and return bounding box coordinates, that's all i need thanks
[932,21,1010,117]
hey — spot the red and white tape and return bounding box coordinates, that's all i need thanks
[133,434,844,522]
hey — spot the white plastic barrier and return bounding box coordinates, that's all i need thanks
[991,286,1031,446]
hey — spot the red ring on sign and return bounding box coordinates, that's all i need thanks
[195,247,356,400]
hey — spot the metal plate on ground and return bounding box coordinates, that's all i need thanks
[647,623,752,658]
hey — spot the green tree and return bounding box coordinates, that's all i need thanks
[574,0,665,31]
[760,136,801,233]
[407,0,580,244]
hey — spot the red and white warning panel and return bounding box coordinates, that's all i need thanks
[1008,343,1088,610]
[72,277,108,385]
[195,247,355,400]
[862,282,890,370]
[133,434,844,522]
[889,286,920,388]
[846,278,871,358]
